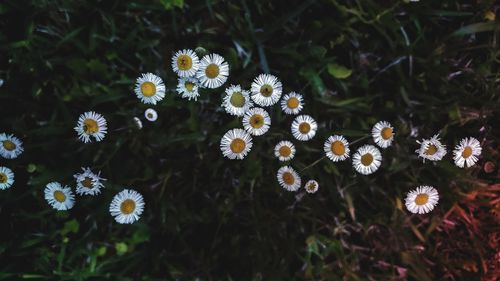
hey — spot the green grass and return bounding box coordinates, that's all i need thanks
[0,0,498,280]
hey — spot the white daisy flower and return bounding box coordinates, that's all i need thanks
[144,108,158,122]
[134,73,166,105]
[220,128,253,160]
[0,133,24,159]
[324,135,350,162]
[405,185,439,214]
[171,49,200,77]
[277,166,301,192]
[250,74,283,107]
[176,77,200,101]
[242,107,271,136]
[221,85,253,116]
[453,137,482,168]
[304,180,319,194]
[74,111,108,143]
[196,53,229,89]
[274,141,296,162]
[74,167,106,196]
[372,121,395,148]
[109,189,145,224]
[415,134,447,162]
[0,166,14,190]
[352,145,382,175]
[280,92,304,115]
[133,117,143,129]
[44,182,75,211]
[291,115,317,141]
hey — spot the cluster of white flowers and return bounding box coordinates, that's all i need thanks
[0,133,23,191]
[1,48,487,224]
[214,66,484,214]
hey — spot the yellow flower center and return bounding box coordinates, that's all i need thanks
[381,127,393,140]
[0,173,7,183]
[81,177,93,188]
[249,114,264,129]
[462,146,473,158]
[331,141,345,156]
[307,183,316,191]
[282,172,295,185]
[260,84,274,97]
[141,81,156,97]
[184,81,195,92]
[229,92,246,107]
[425,144,438,156]
[53,190,66,203]
[176,54,193,71]
[279,146,291,157]
[230,138,246,153]
[205,64,220,79]
[298,122,310,134]
[361,153,373,166]
[2,140,16,151]
[415,193,429,205]
[147,113,154,119]
[120,199,136,214]
[287,97,300,109]
[83,119,99,134]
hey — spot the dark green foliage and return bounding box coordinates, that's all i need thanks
[0,0,499,280]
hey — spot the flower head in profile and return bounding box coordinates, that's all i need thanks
[74,112,107,143]
[133,117,143,129]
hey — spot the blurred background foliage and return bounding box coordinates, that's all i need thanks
[0,0,499,280]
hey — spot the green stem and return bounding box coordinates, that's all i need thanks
[301,156,326,172]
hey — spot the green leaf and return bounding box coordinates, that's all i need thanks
[450,21,500,37]
[327,63,352,79]
[299,68,326,95]
[159,0,184,10]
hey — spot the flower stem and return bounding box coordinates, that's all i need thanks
[301,156,326,172]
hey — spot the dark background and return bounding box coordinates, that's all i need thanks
[0,0,499,280]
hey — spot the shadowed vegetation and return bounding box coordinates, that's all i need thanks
[0,0,499,280]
